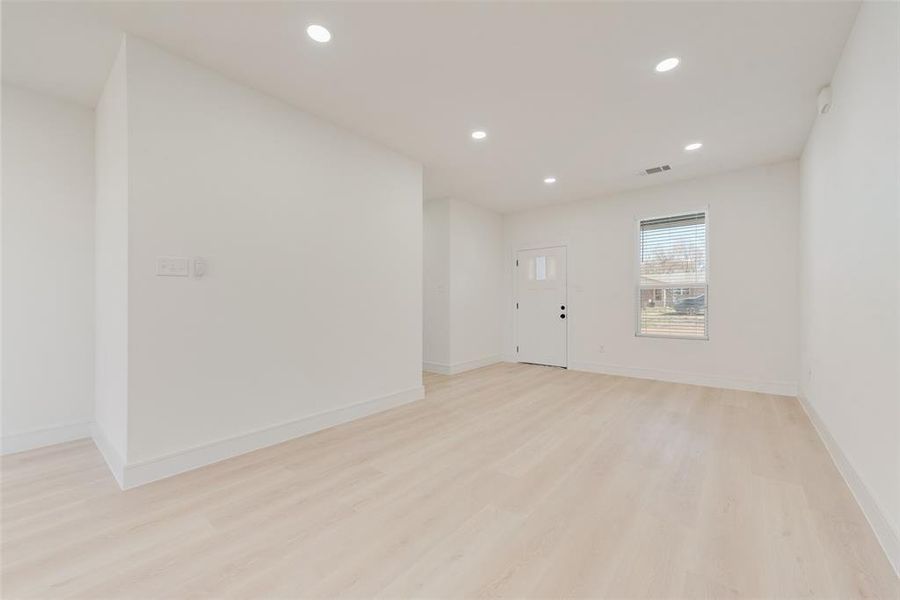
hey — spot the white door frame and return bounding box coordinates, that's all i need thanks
[514,243,568,368]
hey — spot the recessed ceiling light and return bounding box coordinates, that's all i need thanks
[471,130,487,140]
[655,57,680,72]
[684,142,703,151]
[307,24,332,43]
[544,177,557,184]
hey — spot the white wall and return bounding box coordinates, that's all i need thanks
[800,1,900,572]
[93,41,129,470]
[1,85,95,453]
[423,197,503,374]
[503,161,800,395]
[448,198,503,369]
[98,37,422,484]
[423,198,450,367]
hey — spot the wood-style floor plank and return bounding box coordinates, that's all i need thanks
[1,363,897,598]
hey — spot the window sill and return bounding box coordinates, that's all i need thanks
[635,333,709,341]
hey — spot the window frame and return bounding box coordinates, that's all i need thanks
[634,208,710,341]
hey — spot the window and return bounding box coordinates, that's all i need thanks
[637,212,708,339]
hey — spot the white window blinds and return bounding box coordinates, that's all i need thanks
[637,212,708,339]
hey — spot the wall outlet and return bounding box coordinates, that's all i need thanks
[156,256,190,277]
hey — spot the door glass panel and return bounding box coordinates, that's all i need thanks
[535,256,547,280]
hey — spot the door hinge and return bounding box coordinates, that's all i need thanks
[516,259,519,266]
[516,345,519,353]
[516,302,519,309]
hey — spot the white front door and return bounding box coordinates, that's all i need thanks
[516,246,567,367]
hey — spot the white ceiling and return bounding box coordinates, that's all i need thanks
[2,1,858,212]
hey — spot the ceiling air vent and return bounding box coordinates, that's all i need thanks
[641,164,672,176]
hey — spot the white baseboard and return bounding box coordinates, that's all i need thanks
[568,361,797,396]
[114,385,425,490]
[423,355,502,375]
[91,422,126,488]
[0,420,92,455]
[797,394,900,577]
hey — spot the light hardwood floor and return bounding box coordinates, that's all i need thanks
[2,363,898,599]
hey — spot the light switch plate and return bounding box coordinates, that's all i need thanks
[157,256,190,277]
[193,258,207,278]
